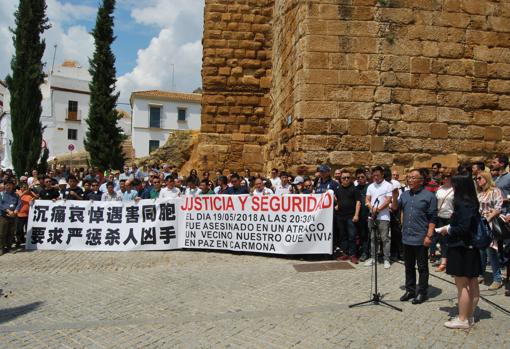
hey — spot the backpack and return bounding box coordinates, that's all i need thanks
[472,215,492,249]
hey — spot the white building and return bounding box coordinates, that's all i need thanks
[0,60,132,168]
[40,60,92,157]
[130,90,201,157]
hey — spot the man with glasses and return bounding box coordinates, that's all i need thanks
[392,169,437,304]
[85,181,103,201]
[364,166,393,269]
[39,176,60,201]
[149,178,162,199]
[334,169,361,263]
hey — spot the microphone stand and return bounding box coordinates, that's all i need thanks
[349,196,402,312]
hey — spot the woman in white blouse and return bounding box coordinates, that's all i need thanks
[434,168,455,272]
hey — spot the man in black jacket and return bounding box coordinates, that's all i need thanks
[334,169,361,264]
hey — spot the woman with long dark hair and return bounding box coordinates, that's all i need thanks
[440,174,481,329]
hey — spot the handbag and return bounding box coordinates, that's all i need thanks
[491,215,510,240]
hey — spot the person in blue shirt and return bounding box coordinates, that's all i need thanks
[392,169,437,304]
[314,164,339,194]
[0,179,21,255]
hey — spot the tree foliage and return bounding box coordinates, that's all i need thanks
[6,0,50,175]
[85,0,125,170]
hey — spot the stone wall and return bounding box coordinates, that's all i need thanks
[197,0,274,173]
[198,0,510,174]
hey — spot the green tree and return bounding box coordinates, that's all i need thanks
[85,0,125,170]
[6,0,50,175]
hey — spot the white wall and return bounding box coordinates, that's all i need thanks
[132,97,201,157]
[43,89,91,157]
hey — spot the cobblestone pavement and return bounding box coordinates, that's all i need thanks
[1,250,509,348]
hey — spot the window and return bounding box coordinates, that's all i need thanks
[149,106,161,128]
[149,140,160,153]
[177,108,187,121]
[68,128,77,140]
[68,101,78,120]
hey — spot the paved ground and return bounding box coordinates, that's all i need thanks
[1,250,509,348]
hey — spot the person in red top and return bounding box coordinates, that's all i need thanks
[16,182,38,250]
[423,167,440,193]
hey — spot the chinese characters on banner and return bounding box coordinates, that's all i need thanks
[27,193,334,255]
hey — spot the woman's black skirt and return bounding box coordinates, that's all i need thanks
[446,246,482,278]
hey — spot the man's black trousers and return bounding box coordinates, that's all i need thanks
[403,244,429,296]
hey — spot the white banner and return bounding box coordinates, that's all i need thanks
[27,192,334,254]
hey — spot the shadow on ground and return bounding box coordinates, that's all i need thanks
[0,301,44,325]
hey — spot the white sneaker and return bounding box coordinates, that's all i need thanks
[468,317,475,326]
[364,258,374,267]
[384,260,391,269]
[444,317,470,329]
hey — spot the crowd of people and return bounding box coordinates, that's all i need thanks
[0,155,509,328]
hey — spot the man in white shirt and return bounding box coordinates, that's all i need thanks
[252,178,273,195]
[275,172,292,195]
[160,176,181,199]
[102,182,122,201]
[269,168,281,190]
[184,176,200,196]
[28,169,38,187]
[365,166,394,269]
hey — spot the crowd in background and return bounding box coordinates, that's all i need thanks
[0,156,509,302]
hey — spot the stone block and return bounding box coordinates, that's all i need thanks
[489,80,510,94]
[338,102,374,120]
[430,123,449,139]
[484,126,503,141]
[348,120,369,135]
[295,101,337,119]
[438,75,472,91]
[329,151,354,166]
[371,136,385,152]
[303,119,329,134]
[411,57,430,73]
[438,107,472,124]
[306,35,340,52]
[260,77,272,88]
[410,89,437,105]
[218,67,231,76]
[330,119,349,134]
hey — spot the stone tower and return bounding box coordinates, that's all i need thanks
[196,0,510,174]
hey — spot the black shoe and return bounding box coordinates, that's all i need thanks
[400,291,416,302]
[412,294,428,304]
[505,289,510,297]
